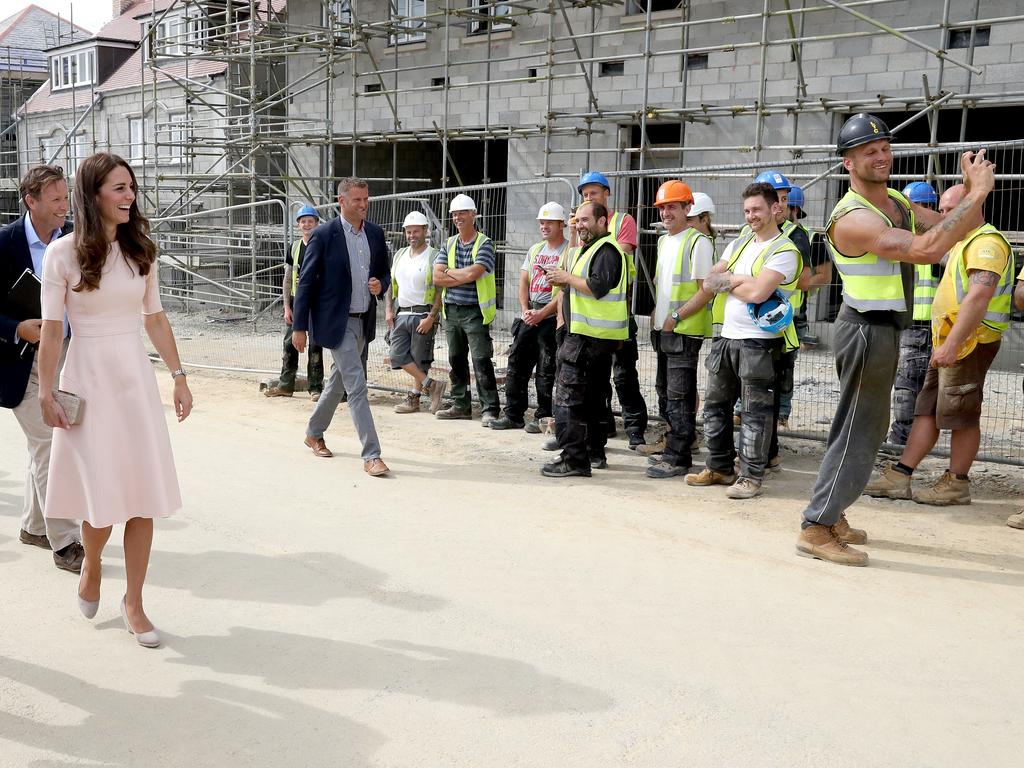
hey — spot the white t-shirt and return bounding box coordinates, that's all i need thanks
[520,240,567,304]
[720,234,798,340]
[395,246,434,311]
[653,229,715,327]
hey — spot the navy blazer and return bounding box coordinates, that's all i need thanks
[0,216,73,408]
[291,217,390,350]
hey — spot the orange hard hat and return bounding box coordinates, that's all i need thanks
[654,180,694,207]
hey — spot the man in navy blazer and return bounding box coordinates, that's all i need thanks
[292,177,392,476]
[0,165,83,571]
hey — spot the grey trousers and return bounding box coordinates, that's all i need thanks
[11,346,80,550]
[802,319,899,527]
[306,321,381,461]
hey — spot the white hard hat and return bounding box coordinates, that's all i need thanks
[689,192,716,218]
[449,194,476,213]
[536,201,567,222]
[403,211,429,227]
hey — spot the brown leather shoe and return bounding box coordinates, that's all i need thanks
[364,458,390,477]
[53,542,85,573]
[833,515,867,545]
[303,435,333,457]
[20,529,51,550]
[264,385,293,397]
[796,524,868,567]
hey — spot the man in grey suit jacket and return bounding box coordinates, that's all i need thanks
[0,165,83,572]
[292,178,391,476]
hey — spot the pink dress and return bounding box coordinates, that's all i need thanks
[41,237,182,526]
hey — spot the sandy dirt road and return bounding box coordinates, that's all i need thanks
[1,370,1022,767]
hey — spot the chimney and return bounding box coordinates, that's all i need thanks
[112,0,135,18]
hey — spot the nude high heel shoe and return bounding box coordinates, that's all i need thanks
[120,595,161,648]
[77,564,99,619]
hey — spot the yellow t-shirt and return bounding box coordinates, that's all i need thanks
[931,233,1011,352]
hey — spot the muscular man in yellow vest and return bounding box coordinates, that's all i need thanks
[865,183,1012,506]
[797,113,995,567]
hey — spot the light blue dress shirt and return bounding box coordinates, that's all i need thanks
[341,217,371,314]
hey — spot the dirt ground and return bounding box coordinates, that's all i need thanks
[1,369,1023,767]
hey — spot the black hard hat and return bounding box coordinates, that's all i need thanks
[837,113,892,154]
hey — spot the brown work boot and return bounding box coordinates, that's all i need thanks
[394,393,421,414]
[264,385,293,397]
[422,378,447,414]
[1007,510,1024,530]
[912,470,971,506]
[364,458,390,477]
[636,436,666,456]
[435,405,472,420]
[833,515,867,545]
[725,477,762,499]
[862,464,912,500]
[303,435,333,457]
[685,468,737,487]
[796,524,868,567]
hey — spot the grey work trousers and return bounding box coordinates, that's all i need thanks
[801,319,899,528]
[306,320,381,461]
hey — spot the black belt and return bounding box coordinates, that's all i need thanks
[399,304,431,314]
[911,320,931,328]
[349,310,369,319]
[528,300,550,310]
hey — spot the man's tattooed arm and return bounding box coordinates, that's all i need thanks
[969,269,999,287]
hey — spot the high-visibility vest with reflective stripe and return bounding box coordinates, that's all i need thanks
[827,188,916,313]
[657,228,711,337]
[569,234,628,340]
[390,245,436,305]
[912,263,938,321]
[443,232,497,325]
[289,239,303,296]
[711,231,802,351]
[950,223,1014,333]
[789,222,815,312]
[607,211,637,283]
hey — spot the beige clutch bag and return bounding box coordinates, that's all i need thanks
[53,389,84,426]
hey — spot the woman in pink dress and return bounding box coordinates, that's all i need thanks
[37,153,193,649]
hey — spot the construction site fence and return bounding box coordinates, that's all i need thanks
[151,145,1024,464]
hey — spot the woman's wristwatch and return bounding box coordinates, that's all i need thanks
[171,368,187,380]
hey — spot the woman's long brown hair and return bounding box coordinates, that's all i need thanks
[72,152,156,292]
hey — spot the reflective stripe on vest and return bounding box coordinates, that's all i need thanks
[950,223,1014,332]
[827,188,916,313]
[658,228,710,337]
[390,245,436,305]
[569,234,628,340]
[443,232,497,325]
[913,263,938,321]
[289,239,303,295]
[607,210,637,283]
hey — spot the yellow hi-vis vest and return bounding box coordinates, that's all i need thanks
[443,232,497,325]
[912,263,939,321]
[950,223,1014,334]
[711,231,802,352]
[289,239,304,296]
[569,234,628,340]
[789,222,815,312]
[826,188,916,313]
[390,245,437,305]
[607,210,637,283]
[657,228,711,337]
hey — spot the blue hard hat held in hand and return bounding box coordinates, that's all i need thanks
[748,290,794,334]
[902,181,938,206]
[296,204,320,221]
[754,170,792,191]
[578,171,611,192]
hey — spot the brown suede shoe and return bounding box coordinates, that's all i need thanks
[685,468,737,487]
[833,515,867,545]
[796,524,868,567]
[364,458,390,477]
[264,385,293,397]
[20,529,51,550]
[303,435,333,457]
[53,542,85,573]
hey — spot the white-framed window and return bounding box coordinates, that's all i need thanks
[467,2,510,35]
[157,111,187,164]
[128,116,145,161]
[391,0,427,45]
[41,132,88,175]
[49,49,96,90]
[145,12,205,59]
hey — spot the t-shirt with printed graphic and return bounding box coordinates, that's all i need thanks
[520,240,568,305]
[933,231,1012,347]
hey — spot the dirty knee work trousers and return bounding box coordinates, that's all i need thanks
[888,324,932,446]
[554,333,614,469]
[444,304,500,415]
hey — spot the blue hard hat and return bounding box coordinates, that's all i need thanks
[577,171,611,192]
[296,204,320,221]
[754,170,792,191]
[747,290,794,335]
[902,181,938,206]
[787,185,805,208]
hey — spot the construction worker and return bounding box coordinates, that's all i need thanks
[786,184,831,353]
[685,181,801,499]
[542,201,628,477]
[384,211,447,414]
[575,171,649,448]
[432,194,501,423]
[491,202,567,432]
[644,180,713,479]
[863,183,1012,506]
[265,204,324,400]
[797,113,995,567]
[886,181,943,446]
